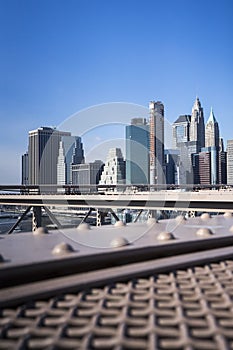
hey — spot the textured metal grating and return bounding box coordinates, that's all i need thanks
[1,260,233,349]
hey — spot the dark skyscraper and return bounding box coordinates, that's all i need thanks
[21,152,29,185]
[28,127,71,185]
[149,101,166,185]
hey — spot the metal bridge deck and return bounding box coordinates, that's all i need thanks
[1,214,233,349]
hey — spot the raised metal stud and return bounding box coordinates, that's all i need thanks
[201,213,211,220]
[157,231,175,241]
[52,242,75,255]
[110,236,129,248]
[224,212,233,218]
[196,227,213,237]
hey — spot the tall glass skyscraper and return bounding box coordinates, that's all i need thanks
[149,101,166,185]
[125,118,149,185]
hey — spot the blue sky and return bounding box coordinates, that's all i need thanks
[0,0,232,183]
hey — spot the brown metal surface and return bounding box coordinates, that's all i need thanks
[1,259,233,349]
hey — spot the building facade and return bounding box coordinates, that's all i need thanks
[205,108,220,148]
[72,160,104,192]
[57,136,84,185]
[198,151,211,185]
[190,97,205,152]
[28,127,71,185]
[172,115,191,148]
[21,152,29,185]
[99,148,125,187]
[149,101,166,185]
[227,140,233,184]
[164,149,180,184]
[125,118,149,185]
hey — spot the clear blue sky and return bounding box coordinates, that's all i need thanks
[0,0,232,183]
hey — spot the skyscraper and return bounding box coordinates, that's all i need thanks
[125,118,149,185]
[205,108,219,148]
[200,108,220,185]
[227,140,233,185]
[190,97,205,151]
[219,138,227,184]
[21,152,29,185]
[149,101,165,185]
[57,136,84,185]
[172,115,191,148]
[28,127,71,185]
[198,151,211,185]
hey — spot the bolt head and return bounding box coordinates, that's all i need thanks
[157,231,175,241]
[224,212,233,218]
[196,227,213,237]
[201,213,211,220]
[52,242,75,255]
[110,236,129,248]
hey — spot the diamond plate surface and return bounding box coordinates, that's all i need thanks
[1,259,233,349]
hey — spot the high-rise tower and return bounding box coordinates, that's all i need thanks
[149,101,165,185]
[205,108,220,148]
[172,115,191,148]
[125,118,149,185]
[227,140,233,185]
[190,97,205,151]
[28,127,71,185]
[57,136,84,185]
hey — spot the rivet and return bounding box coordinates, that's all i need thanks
[114,220,125,227]
[157,231,175,241]
[77,223,90,231]
[110,236,129,248]
[33,227,49,235]
[52,242,75,255]
[147,218,158,225]
[201,213,211,220]
[196,228,213,237]
[224,212,233,218]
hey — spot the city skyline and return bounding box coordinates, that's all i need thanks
[21,96,231,187]
[0,0,233,183]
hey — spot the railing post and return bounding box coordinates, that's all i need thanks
[32,206,42,232]
[96,209,105,227]
[188,210,196,218]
